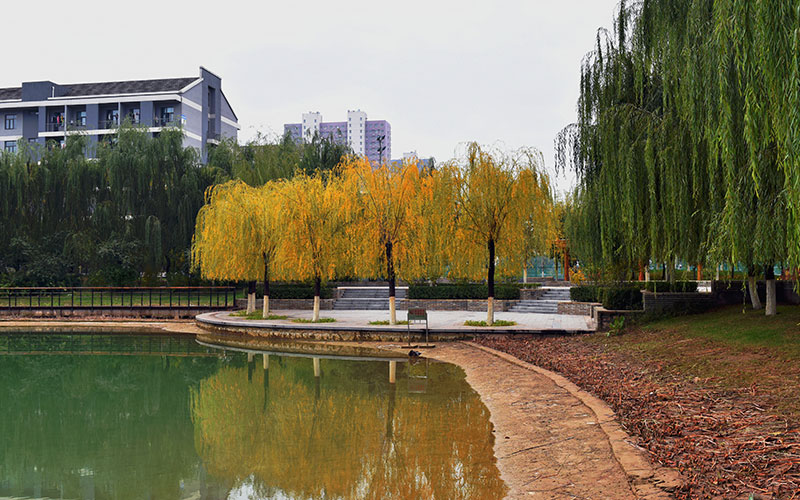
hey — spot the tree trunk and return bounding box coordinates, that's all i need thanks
[247,280,256,314]
[312,276,321,322]
[747,271,762,310]
[715,263,720,281]
[765,265,776,316]
[386,241,397,325]
[523,265,527,284]
[662,262,667,281]
[645,267,650,282]
[262,254,270,317]
[638,262,645,282]
[487,238,495,326]
[697,264,703,281]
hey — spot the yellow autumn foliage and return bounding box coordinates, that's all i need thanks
[191,144,557,293]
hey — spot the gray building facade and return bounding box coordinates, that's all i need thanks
[0,67,238,162]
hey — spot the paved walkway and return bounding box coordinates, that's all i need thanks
[197,309,594,335]
[429,343,679,499]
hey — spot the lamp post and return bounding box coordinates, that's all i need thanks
[376,134,386,165]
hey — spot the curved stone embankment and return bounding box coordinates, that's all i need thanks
[195,309,594,340]
[428,343,682,499]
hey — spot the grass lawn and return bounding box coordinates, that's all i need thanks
[368,320,409,325]
[587,305,800,421]
[292,318,336,324]
[464,320,517,327]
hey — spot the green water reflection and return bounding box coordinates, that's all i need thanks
[0,334,504,499]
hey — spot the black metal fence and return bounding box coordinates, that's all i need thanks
[0,286,236,311]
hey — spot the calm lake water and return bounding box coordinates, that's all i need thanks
[0,334,505,499]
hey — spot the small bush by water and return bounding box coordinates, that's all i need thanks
[292,317,336,323]
[464,320,517,327]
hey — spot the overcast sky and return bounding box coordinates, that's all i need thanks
[2,0,618,192]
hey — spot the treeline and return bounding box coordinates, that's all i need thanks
[0,126,347,286]
[557,0,800,315]
[192,144,556,325]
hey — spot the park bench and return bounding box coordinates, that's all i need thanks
[407,308,432,347]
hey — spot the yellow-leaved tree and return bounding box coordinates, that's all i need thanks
[279,172,352,321]
[192,180,285,314]
[449,143,555,325]
[402,165,459,282]
[342,157,423,324]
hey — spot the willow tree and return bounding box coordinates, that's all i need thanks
[192,180,278,313]
[252,183,287,316]
[450,143,555,325]
[558,0,790,316]
[342,157,422,324]
[402,165,459,282]
[279,172,351,321]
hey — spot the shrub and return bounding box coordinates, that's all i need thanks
[643,281,698,293]
[570,285,599,302]
[599,286,643,310]
[464,320,517,327]
[261,284,334,299]
[408,284,523,300]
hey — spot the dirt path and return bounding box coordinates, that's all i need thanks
[426,342,680,499]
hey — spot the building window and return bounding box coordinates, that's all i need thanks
[4,114,15,130]
[76,111,87,127]
[106,109,119,127]
[131,108,140,124]
[161,107,174,125]
[4,141,16,153]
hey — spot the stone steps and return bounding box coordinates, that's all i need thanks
[334,287,407,310]
[510,286,572,314]
[510,300,561,314]
[339,288,408,299]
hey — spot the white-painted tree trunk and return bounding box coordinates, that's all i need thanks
[246,293,256,314]
[747,276,763,310]
[487,297,494,326]
[389,296,397,325]
[715,264,720,281]
[312,295,320,322]
[523,267,528,284]
[766,279,777,316]
[262,295,270,318]
[645,269,650,282]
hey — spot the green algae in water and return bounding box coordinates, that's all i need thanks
[0,333,505,499]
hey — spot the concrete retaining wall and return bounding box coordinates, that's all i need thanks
[642,291,717,314]
[557,302,597,316]
[592,306,644,331]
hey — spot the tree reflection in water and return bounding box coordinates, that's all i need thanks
[192,355,505,499]
[0,334,504,499]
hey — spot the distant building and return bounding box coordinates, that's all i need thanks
[0,66,238,162]
[392,150,434,171]
[284,110,391,164]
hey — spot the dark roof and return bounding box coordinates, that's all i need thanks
[0,88,21,100]
[62,77,198,97]
[0,77,198,101]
